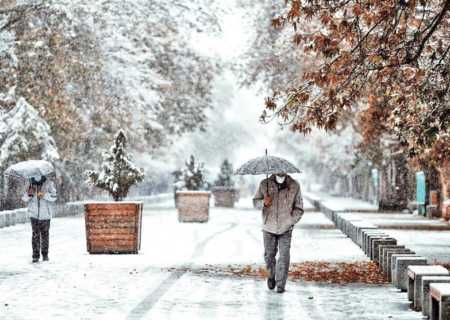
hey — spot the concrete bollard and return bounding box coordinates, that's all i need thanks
[4,211,13,227]
[366,235,390,258]
[379,246,406,273]
[356,225,378,247]
[10,212,16,226]
[0,212,5,228]
[429,283,450,320]
[421,276,450,318]
[342,217,362,237]
[390,253,418,283]
[394,257,427,291]
[347,221,376,245]
[14,208,27,224]
[363,232,386,254]
[372,238,397,263]
[335,213,360,234]
[362,231,385,252]
[407,265,449,311]
[319,202,344,222]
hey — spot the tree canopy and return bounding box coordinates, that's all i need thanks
[262,0,450,163]
[0,88,59,167]
[0,0,224,203]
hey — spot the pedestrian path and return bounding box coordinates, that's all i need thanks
[309,192,450,263]
[0,197,434,319]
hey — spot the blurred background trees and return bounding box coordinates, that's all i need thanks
[239,0,450,213]
[2,0,450,215]
[0,0,221,206]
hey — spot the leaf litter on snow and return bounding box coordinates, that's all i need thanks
[165,261,390,285]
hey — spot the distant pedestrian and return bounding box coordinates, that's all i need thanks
[253,173,304,293]
[22,175,57,263]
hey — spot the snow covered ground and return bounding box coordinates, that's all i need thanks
[1,196,444,319]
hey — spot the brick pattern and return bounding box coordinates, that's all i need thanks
[177,192,210,222]
[84,202,143,254]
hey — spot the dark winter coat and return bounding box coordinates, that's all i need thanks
[253,174,304,234]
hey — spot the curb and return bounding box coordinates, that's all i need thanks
[307,193,450,318]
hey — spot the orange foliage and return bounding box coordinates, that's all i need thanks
[165,262,390,285]
[262,0,450,160]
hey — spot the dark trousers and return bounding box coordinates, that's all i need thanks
[263,229,293,290]
[30,218,51,259]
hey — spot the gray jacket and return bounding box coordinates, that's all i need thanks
[21,180,57,220]
[253,174,304,234]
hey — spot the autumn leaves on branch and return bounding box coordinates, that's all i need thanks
[263,0,450,163]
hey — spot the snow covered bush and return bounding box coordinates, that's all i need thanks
[0,88,59,167]
[182,155,205,191]
[86,130,145,201]
[214,159,234,187]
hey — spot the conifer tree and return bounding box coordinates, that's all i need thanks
[215,159,234,187]
[183,155,204,191]
[86,130,145,201]
[0,90,60,167]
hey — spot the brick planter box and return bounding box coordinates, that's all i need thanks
[177,191,210,222]
[84,201,143,254]
[212,187,237,208]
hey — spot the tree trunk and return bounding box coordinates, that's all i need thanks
[424,165,442,213]
[438,167,450,201]
[378,153,410,211]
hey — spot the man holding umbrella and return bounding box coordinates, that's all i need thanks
[253,171,304,293]
[235,150,304,293]
[22,175,57,263]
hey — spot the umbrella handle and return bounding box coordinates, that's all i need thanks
[2,175,7,205]
[265,149,268,195]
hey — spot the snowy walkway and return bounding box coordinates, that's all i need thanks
[307,192,450,263]
[0,197,432,319]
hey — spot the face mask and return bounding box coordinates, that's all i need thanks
[275,175,286,184]
[34,176,42,182]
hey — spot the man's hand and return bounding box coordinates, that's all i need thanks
[28,188,35,196]
[264,197,271,208]
[38,191,45,199]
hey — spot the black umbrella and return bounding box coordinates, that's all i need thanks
[233,150,301,194]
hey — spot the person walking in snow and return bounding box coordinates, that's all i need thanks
[253,173,304,293]
[22,175,57,263]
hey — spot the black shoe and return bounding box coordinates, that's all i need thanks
[43,256,49,261]
[277,287,285,293]
[32,258,39,263]
[267,277,276,290]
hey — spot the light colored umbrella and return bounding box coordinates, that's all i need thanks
[233,150,301,194]
[4,160,55,180]
[233,152,301,176]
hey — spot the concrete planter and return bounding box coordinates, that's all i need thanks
[4,211,13,227]
[176,191,210,222]
[84,201,143,254]
[212,187,237,208]
[14,208,27,224]
[0,212,5,228]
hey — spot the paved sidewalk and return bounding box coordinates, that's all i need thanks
[309,192,450,263]
[0,196,434,319]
